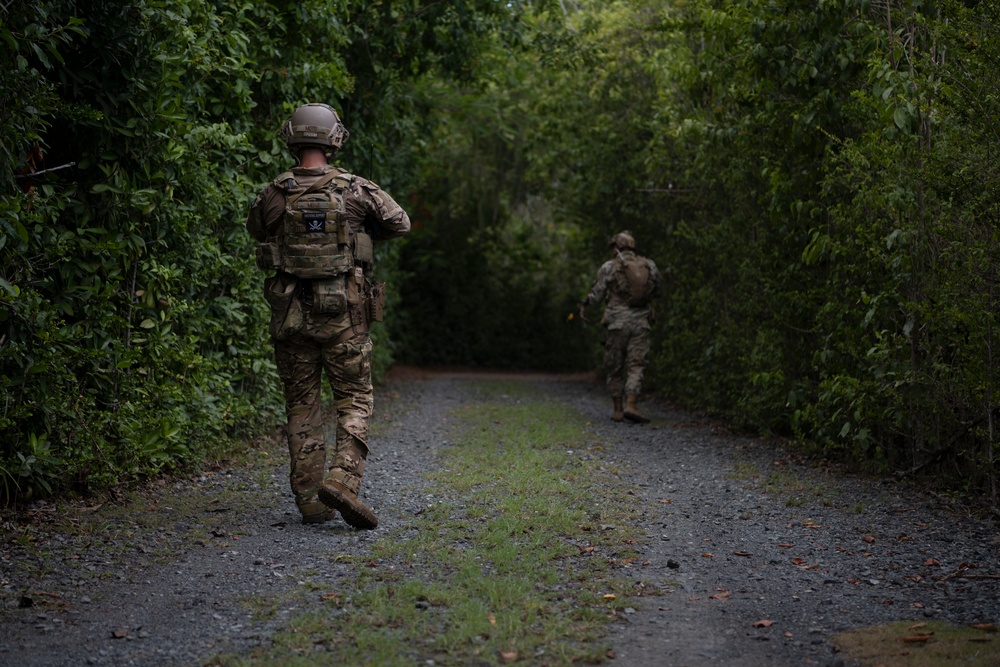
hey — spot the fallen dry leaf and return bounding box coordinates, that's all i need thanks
[488,613,496,625]
[971,623,998,632]
[579,546,595,554]
[753,620,773,628]
[603,594,617,600]
[733,551,751,557]
[908,623,928,631]
[112,629,129,639]
[658,498,673,504]
[499,650,518,663]
[702,553,715,558]
[863,535,876,543]
[791,557,807,565]
[710,589,731,600]
[777,543,794,548]
[923,558,941,567]
[902,635,933,643]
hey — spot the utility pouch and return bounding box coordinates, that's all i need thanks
[255,242,280,270]
[347,267,365,326]
[367,281,386,322]
[264,275,304,340]
[354,232,374,267]
[312,276,348,315]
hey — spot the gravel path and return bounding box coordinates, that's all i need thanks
[2,369,999,666]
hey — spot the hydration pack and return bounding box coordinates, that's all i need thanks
[618,253,654,307]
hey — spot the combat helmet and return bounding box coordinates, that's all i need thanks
[608,231,636,250]
[280,103,350,154]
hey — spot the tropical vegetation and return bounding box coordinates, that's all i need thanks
[3,0,999,508]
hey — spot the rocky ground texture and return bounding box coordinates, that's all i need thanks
[2,369,999,666]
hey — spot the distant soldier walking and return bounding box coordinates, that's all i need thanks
[580,231,661,423]
[247,103,410,528]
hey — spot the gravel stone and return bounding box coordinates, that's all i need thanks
[1,370,998,667]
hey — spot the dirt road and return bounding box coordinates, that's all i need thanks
[2,370,998,666]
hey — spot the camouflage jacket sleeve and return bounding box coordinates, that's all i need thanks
[583,260,617,307]
[245,184,286,242]
[647,258,663,298]
[344,176,411,241]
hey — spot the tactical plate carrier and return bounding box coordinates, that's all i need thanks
[256,169,377,325]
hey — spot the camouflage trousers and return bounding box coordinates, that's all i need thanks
[274,323,373,516]
[603,320,651,398]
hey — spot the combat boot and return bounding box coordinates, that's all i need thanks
[624,395,650,423]
[318,479,378,530]
[299,500,336,524]
[612,397,624,422]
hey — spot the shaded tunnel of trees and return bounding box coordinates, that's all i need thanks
[2,0,1000,509]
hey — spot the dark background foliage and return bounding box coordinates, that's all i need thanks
[3,0,999,509]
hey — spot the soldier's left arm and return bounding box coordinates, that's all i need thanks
[648,259,664,297]
[354,177,411,241]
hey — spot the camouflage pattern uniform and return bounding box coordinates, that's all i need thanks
[582,239,661,421]
[247,165,409,524]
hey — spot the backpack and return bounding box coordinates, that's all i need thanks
[618,254,654,307]
[256,170,377,323]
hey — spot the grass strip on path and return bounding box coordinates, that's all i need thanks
[222,380,654,666]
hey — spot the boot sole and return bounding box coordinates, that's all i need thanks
[624,412,650,424]
[318,483,378,530]
[301,510,335,524]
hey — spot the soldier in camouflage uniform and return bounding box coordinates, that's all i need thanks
[580,231,662,423]
[247,104,410,528]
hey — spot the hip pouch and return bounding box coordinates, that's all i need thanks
[255,242,280,270]
[312,276,349,315]
[367,281,386,322]
[264,276,304,340]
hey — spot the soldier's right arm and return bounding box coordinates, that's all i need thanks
[583,260,614,307]
[246,185,286,241]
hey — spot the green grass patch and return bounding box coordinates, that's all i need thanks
[728,460,760,481]
[834,620,1000,666]
[218,382,652,666]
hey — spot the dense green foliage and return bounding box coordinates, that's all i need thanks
[395,0,1000,502]
[0,0,524,502]
[4,0,1000,504]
